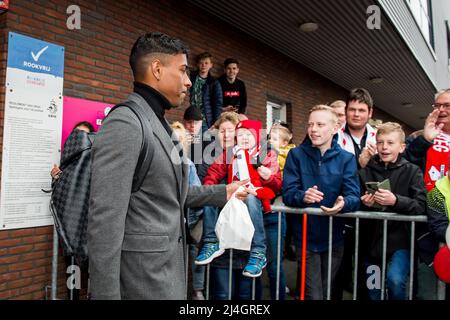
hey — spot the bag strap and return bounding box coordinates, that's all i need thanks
[107,100,154,193]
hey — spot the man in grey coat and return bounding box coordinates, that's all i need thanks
[87,32,253,300]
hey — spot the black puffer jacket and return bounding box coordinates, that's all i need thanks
[358,155,427,261]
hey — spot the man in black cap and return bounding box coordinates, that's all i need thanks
[183,106,217,181]
[183,105,203,143]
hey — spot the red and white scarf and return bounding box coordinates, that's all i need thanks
[424,132,450,191]
[338,124,377,154]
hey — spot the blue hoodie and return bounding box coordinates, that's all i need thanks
[282,135,360,252]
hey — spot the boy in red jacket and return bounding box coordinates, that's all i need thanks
[195,120,282,277]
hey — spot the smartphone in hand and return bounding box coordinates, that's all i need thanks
[365,182,378,195]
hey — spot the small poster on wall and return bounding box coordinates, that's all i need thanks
[0,32,64,230]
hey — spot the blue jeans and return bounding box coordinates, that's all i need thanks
[367,249,410,300]
[188,207,203,229]
[202,206,219,243]
[263,212,286,300]
[209,266,262,300]
[189,244,205,290]
[202,195,266,254]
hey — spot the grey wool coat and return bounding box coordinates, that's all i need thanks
[87,92,227,300]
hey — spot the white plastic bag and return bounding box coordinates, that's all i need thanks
[215,186,255,251]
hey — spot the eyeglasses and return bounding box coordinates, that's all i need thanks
[432,103,450,110]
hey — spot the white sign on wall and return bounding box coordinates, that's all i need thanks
[0,32,64,230]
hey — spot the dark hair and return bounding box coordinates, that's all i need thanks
[224,57,239,68]
[183,106,203,121]
[196,51,213,64]
[73,121,95,133]
[129,32,189,79]
[346,88,373,110]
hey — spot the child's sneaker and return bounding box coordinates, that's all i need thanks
[242,252,267,277]
[194,242,225,265]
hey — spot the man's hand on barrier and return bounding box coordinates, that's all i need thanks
[226,179,257,201]
[320,195,345,215]
[374,188,397,206]
[361,192,375,207]
[303,185,324,204]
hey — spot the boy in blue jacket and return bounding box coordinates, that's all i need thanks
[283,105,360,300]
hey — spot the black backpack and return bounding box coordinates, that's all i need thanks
[48,100,153,266]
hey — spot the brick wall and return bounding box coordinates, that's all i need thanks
[0,0,415,300]
[0,226,67,300]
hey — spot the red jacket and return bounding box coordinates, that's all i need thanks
[203,148,282,195]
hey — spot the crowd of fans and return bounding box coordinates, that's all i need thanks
[52,46,450,300]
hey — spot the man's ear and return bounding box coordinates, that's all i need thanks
[332,121,339,135]
[399,143,406,154]
[151,59,163,81]
[369,107,374,119]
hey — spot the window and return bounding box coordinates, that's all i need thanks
[406,0,434,49]
[266,101,287,132]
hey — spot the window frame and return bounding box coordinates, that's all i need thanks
[266,101,287,133]
[405,0,436,56]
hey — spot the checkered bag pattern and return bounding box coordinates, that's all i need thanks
[51,129,94,266]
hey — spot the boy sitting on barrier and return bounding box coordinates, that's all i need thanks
[282,105,360,300]
[359,122,426,300]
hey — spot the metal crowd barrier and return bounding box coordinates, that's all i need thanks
[201,201,446,301]
[49,203,446,300]
[51,226,59,300]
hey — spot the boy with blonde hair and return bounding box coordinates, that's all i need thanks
[283,105,360,300]
[359,122,426,300]
[329,100,346,129]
